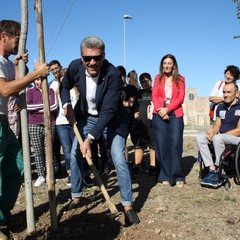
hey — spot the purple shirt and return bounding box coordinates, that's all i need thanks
[26,86,58,125]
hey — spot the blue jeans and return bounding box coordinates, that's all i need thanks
[70,115,133,206]
[56,124,75,173]
[152,113,185,185]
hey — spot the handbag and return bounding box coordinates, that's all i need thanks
[209,103,216,120]
[147,101,154,120]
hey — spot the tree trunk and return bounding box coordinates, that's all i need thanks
[18,0,36,233]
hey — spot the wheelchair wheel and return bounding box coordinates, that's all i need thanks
[224,179,232,191]
[235,142,240,182]
[199,159,208,180]
[198,150,210,180]
[233,176,240,185]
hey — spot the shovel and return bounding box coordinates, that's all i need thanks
[73,123,119,215]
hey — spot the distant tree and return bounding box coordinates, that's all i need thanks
[233,0,240,38]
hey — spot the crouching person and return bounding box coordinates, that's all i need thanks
[60,36,140,226]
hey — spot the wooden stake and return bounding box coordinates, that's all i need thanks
[34,0,58,231]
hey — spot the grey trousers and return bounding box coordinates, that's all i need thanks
[196,133,240,167]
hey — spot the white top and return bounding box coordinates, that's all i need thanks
[210,80,225,98]
[0,55,15,115]
[210,80,240,98]
[164,84,172,100]
[85,70,99,116]
[49,79,59,92]
[50,79,78,125]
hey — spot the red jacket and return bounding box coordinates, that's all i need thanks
[152,74,185,118]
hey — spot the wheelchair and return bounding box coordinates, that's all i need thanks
[199,143,240,191]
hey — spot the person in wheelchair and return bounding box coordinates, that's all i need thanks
[196,82,240,188]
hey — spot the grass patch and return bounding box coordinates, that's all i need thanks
[223,195,237,202]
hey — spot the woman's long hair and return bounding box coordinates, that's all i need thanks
[158,54,180,90]
[127,70,141,89]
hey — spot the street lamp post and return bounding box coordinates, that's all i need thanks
[123,14,132,70]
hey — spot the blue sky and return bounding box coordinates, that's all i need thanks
[1,0,240,97]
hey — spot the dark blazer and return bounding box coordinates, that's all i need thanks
[60,59,128,140]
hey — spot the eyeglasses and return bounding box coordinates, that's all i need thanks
[82,55,103,62]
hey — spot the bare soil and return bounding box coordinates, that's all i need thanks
[2,135,240,240]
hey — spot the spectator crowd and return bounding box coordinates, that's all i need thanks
[1,19,240,240]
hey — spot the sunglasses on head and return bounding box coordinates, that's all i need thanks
[82,55,103,62]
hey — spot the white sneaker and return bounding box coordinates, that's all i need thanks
[34,176,45,187]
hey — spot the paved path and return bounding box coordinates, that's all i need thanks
[183,125,209,137]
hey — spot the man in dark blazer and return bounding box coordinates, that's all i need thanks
[61,36,139,226]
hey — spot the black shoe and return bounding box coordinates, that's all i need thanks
[146,166,155,176]
[67,175,71,186]
[124,209,140,226]
[132,166,141,177]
